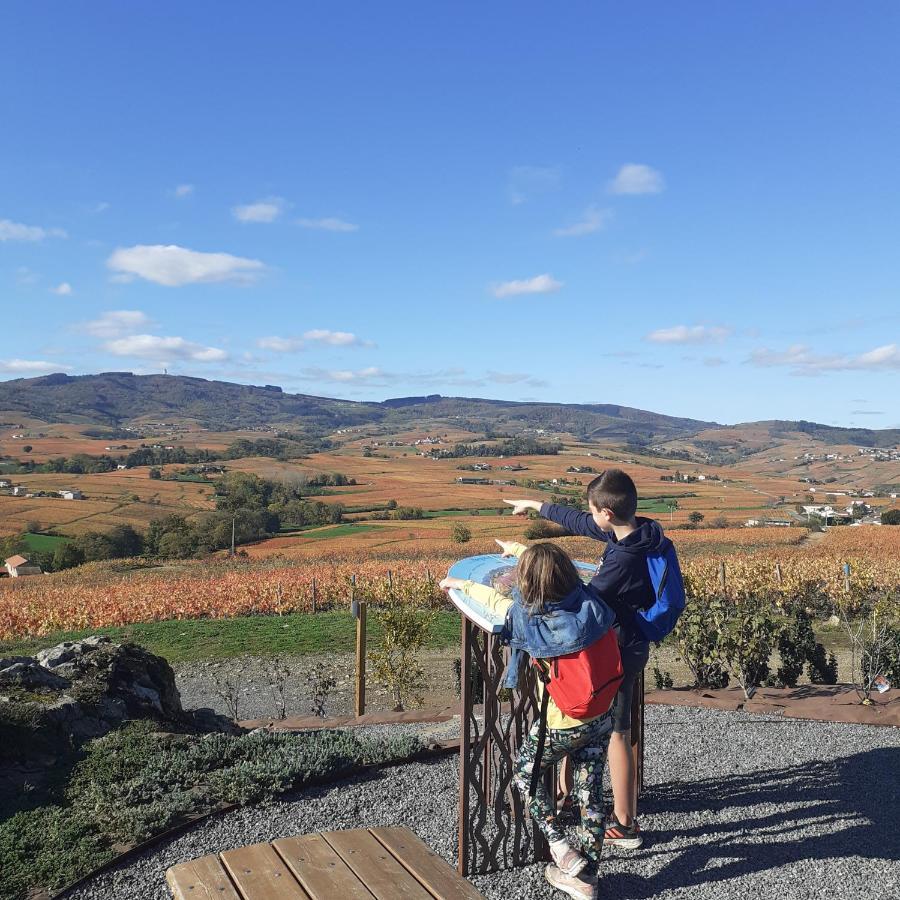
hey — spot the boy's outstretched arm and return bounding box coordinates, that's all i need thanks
[505,498,609,542]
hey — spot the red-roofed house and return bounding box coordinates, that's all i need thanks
[4,555,42,577]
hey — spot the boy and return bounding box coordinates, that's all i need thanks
[506,468,674,848]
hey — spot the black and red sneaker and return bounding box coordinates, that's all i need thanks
[604,816,643,849]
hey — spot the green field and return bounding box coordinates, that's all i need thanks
[21,532,69,552]
[294,523,386,540]
[0,609,461,663]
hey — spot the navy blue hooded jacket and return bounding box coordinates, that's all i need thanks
[540,503,672,647]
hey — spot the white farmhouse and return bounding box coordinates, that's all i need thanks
[4,555,42,577]
[60,489,83,500]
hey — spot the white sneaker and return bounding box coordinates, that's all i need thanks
[549,838,588,876]
[545,864,598,899]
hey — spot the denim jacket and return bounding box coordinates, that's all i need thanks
[500,583,616,689]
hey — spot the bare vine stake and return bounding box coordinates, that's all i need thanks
[718,560,727,591]
[775,562,783,584]
[311,577,317,614]
[843,563,851,593]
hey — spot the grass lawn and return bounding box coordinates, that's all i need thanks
[21,532,69,552]
[0,609,461,664]
[296,523,385,539]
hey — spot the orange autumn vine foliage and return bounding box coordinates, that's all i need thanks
[1,526,898,641]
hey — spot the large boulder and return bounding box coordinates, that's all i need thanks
[0,637,186,763]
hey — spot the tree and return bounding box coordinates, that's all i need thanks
[149,467,162,480]
[25,520,42,535]
[450,522,471,544]
[688,512,705,525]
[882,509,900,525]
[22,445,32,453]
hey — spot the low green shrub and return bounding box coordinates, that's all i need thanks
[0,721,422,900]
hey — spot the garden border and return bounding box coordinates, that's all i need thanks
[48,737,459,900]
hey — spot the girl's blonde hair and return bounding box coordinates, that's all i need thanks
[517,542,581,614]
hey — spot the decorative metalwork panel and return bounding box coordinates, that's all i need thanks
[457,620,551,875]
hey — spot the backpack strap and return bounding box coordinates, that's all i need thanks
[529,664,551,799]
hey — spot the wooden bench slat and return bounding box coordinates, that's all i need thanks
[272,834,376,900]
[166,855,243,900]
[369,828,485,900]
[321,829,434,900]
[220,843,311,900]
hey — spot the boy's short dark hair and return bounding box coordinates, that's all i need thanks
[587,469,638,521]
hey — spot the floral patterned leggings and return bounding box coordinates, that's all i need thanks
[513,712,613,866]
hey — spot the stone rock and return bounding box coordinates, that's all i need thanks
[36,635,112,675]
[0,659,70,690]
[1,636,188,764]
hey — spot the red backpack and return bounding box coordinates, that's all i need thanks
[536,628,624,719]
[528,630,623,798]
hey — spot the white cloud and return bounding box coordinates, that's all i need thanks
[232,197,285,223]
[0,358,73,374]
[83,310,153,338]
[51,282,73,296]
[553,205,613,238]
[508,165,561,205]
[257,336,305,353]
[608,163,664,195]
[105,334,227,362]
[748,343,900,375]
[106,244,264,286]
[0,219,67,241]
[93,202,110,214]
[302,365,383,384]
[173,184,194,198]
[646,325,730,344]
[296,217,359,232]
[493,273,563,299]
[304,329,369,346]
[486,371,548,387]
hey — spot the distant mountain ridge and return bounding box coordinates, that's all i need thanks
[0,372,896,446]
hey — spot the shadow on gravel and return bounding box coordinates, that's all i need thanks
[610,747,900,897]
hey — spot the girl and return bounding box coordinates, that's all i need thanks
[441,540,620,900]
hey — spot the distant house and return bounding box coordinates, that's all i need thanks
[11,486,27,496]
[59,489,83,500]
[0,479,10,488]
[117,464,128,470]
[4,555,42,577]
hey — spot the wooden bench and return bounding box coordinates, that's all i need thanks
[166,826,485,900]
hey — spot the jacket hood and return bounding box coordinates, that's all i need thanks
[611,516,670,555]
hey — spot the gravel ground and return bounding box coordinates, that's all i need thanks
[63,705,900,900]
[174,650,462,721]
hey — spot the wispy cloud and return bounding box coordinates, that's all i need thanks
[258,330,373,353]
[486,371,548,387]
[105,334,227,362]
[0,219,67,241]
[703,356,726,367]
[296,217,359,232]
[232,197,285,223]
[304,329,371,347]
[492,273,563,299]
[301,365,384,384]
[508,165,561,205]
[257,336,304,353]
[747,343,900,375]
[93,202,111,214]
[51,282,73,296]
[107,244,265,286]
[608,163,664,195]
[172,184,194,198]
[82,310,153,339]
[0,358,73,374]
[553,205,613,238]
[646,325,730,344]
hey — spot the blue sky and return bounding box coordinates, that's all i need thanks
[1,2,898,428]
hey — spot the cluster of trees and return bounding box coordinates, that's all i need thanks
[3,471,354,572]
[0,525,145,573]
[430,436,562,459]
[371,506,425,521]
